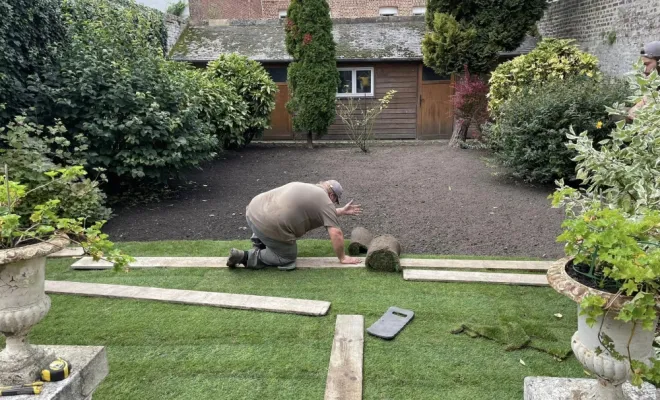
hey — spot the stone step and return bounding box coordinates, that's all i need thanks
[45,281,331,316]
[403,269,548,286]
[70,256,552,271]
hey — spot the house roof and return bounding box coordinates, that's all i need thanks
[170,16,537,63]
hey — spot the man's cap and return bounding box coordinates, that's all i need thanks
[641,41,660,59]
[327,180,343,204]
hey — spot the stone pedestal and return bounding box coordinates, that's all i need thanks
[524,377,658,400]
[5,345,108,400]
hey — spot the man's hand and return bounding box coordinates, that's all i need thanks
[340,255,361,264]
[337,200,362,216]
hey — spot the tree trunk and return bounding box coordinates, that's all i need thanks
[449,118,470,148]
[365,235,402,272]
[306,131,314,149]
[348,227,374,256]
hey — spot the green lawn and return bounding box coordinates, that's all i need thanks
[8,240,583,399]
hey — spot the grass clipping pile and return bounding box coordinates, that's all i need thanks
[365,235,402,272]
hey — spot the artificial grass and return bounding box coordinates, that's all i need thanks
[4,240,583,399]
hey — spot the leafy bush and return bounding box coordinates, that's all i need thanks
[36,0,217,183]
[0,116,110,222]
[186,69,249,150]
[206,54,277,148]
[0,0,66,126]
[167,0,187,16]
[491,77,628,183]
[488,39,600,116]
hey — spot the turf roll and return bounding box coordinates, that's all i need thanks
[348,227,374,256]
[365,235,402,272]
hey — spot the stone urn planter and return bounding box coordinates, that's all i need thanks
[547,257,658,400]
[0,235,69,385]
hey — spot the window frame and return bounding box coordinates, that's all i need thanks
[336,67,375,98]
[379,6,398,16]
[411,6,426,16]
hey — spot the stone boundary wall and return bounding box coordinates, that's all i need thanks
[538,0,660,76]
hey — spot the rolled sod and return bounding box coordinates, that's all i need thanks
[365,235,402,272]
[348,227,374,256]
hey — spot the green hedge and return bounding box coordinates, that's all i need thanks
[490,77,629,184]
[0,0,66,126]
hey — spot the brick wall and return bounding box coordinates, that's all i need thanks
[189,0,426,21]
[189,0,262,22]
[538,0,660,76]
[262,0,426,19]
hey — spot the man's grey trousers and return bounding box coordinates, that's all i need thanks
[246,217,297,270]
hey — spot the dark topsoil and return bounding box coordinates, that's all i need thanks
[103,145,566,258]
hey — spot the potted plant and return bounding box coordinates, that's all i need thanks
[547,65,660,397]
[0,165,131,385]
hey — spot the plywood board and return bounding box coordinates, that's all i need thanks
[45,281,331,316]
[399,259,551,271]
[324,315,364,400]
[403,270,548,286]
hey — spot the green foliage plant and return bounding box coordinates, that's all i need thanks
[37,0,217,183]
[550,68,660,386]
[0,116,110,222]
[491,77,628,183]
[336,90,396,153]
[0,0,66,126]
[488,39,600,116]
[422,13,477,78]
[0,165,131,271]
[206,54,277,148]
[423,0,547,75]
[285,0,339,148]
[167,0,187,16]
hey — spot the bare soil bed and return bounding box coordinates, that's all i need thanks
[103,145,566,258]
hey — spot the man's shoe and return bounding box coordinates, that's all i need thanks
[227,248,247,268]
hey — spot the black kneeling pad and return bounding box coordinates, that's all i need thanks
[367,307,414,340]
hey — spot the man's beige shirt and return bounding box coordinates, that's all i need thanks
[246,182,340,242]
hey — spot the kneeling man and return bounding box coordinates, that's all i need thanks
[227,180,362,270]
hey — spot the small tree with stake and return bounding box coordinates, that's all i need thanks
[284,0,338,148]
[449,66,489,147]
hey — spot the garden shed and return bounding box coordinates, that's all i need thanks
[170,16,536,140]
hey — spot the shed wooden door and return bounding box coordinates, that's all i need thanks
[418,81,454,139]
[263,83,293,139]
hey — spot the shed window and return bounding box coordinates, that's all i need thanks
[278,10,287,19]
[379,7,398,16]
[412,6,426,15]
[265,67,287,83]
[337,68,374,97]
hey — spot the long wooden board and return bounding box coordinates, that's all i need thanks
[45,281,331,316]
[324,315,364,400]
[70,257,551,271]
[403,270,548,286]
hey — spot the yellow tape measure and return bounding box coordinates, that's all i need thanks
[41,358,71,382]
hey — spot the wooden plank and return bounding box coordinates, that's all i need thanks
[400,259,552,271]
[45,280,331,316]
[49,247,85,258]
[403,270,549,286]
[72,257,550,271]
[71,256,367,270]
[324,315,364,400]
